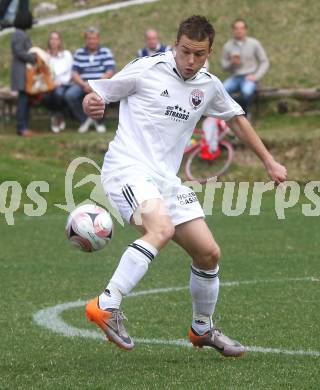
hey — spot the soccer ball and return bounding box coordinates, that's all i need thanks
[66,204,113,252]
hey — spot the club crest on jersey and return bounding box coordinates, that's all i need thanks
[189,89,204,109]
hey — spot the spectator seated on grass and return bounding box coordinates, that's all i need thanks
[220,18,269,118]
[137,28,171,57]
[42,31,73,133]
[65,26,116,134]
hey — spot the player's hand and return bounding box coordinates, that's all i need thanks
[265,159,287,185]
[83,92,105,119]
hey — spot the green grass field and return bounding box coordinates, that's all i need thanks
[1,114,320,389]
[1,191,319,389]
[1,1,320,385]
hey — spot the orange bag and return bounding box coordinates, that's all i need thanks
[25,50,55,95]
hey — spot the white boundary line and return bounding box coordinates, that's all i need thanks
[33,277,320,357]
[0,0,159,36]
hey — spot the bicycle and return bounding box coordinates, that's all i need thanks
[184,117,234,183]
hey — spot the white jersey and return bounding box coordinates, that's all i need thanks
[89,51,244,185]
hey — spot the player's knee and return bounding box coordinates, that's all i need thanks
[198,244,221,269]
[212,244,221,264]
[151,221,175,246]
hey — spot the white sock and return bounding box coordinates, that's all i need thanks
[98,239,158,310]
[190,264,219,335]
[98,282,122,310]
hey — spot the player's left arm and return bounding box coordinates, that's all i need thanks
[227,115,287,184]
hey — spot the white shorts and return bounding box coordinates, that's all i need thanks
[102,170,204,226]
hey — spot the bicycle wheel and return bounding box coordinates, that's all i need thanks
[185,140,234,183]
[184,128,202,154]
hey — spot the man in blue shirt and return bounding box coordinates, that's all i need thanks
[137,29,171,58]
[65,26,115,133]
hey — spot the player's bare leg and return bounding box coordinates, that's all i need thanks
[131,198,175,249]
[86,199,174,350]
[173,218,245,357]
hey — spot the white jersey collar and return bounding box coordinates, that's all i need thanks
[166,50,204,81]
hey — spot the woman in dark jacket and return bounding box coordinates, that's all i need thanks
[11,8,35,136]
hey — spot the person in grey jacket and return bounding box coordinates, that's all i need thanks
[220,18,269,116]
[11,8,35,136]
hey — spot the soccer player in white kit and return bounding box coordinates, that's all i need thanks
[84,16,287,357]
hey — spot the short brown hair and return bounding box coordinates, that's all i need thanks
[232,18,248,28]
[177,15,215,49]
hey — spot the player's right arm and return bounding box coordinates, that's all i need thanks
[83,92,105,119]
[83,57,149,119]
